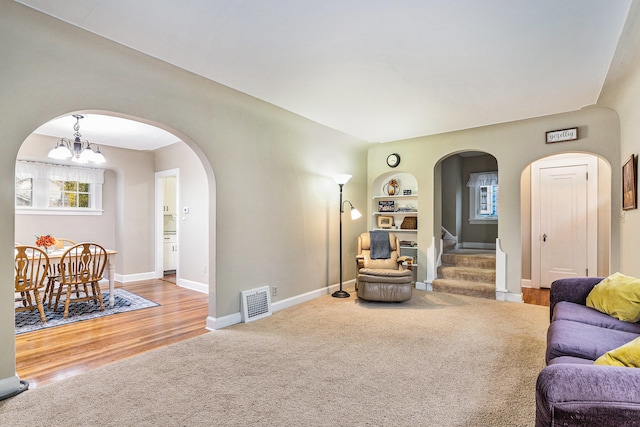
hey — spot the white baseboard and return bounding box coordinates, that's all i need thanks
[114,272,208,294]
[415,281,432,291]
[207,312,241,330]
[115,272,156,283]
[205,280,355,331]
[496,291,523,303]
[178,278,208,294]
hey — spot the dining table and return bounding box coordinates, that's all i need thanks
[43,247,118,308]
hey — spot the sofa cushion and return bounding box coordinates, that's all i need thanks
[553,301,640,334]
[595,337,640,367]
[586,273,640,322]
[546,319,640,363]
[547,355,596,365]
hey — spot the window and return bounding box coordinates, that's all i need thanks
[50,181,91,208]
[467,171,498,223]
[16,177,33,207]
[16,161,104,215]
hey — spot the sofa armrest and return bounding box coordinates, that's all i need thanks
[549,277,603,321]
[536,363,640,427]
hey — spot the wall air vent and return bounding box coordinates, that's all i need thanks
[241,286,272,323]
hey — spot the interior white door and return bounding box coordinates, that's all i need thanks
[531,156,598,288]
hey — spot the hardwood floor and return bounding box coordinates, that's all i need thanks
[15,276,209,389]
[522,287,550,307]
[15,280,549,390]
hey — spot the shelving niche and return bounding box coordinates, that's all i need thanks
[371,172,418,264]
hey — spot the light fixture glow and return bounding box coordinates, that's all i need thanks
[333,174,352,185]
[47,114,106,164]
[350,207,362,220]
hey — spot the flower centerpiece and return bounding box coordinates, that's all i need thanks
[35,234,57,253]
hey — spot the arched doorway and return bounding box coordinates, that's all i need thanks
[520,152,611,289]
[433,150,502,298]
[13,111,215,385]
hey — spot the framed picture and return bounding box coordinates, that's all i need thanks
[377,215,394,229]
[623,154,637,210]
[378,200,395,212]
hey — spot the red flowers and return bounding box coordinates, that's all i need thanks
[35,235,57,248]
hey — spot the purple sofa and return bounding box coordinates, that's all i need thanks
[535,277,640,426]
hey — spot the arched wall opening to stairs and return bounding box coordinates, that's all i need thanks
[432,150,500,299]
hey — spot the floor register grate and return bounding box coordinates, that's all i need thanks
[241,286,272,323]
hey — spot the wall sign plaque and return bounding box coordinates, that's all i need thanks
[546,128,578,144]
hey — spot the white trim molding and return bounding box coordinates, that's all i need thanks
[178,278,208,294]
[205,279,355,330]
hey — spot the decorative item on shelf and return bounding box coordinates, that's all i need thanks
[400,216,417,230]
[378,200,395,212]
[35,234,57,253]
[377,216,394,229]
[403,189,412,195]
[397,205,417,213]
[384,178,400,196]
[48,114,106,164]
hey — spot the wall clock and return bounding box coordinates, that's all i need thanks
[386,153,401,168]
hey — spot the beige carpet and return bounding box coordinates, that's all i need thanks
[0,289,548,426]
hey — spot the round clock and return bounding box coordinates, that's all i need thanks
[386,153,401,168]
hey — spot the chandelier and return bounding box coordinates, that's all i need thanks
[47,114,106,164]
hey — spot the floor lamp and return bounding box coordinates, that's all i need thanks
[333,174,361,298]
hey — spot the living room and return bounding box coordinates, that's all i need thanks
[3,1,640,424]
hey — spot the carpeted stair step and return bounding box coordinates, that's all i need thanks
[440,251,496,269]
[435,249,496,299]
[431,278,495,299]
[437,265,496,283]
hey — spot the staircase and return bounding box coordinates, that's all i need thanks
[433,249,496,299]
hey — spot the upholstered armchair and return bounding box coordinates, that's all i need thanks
[355,231,413,302]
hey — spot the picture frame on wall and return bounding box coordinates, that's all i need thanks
[377,216,394,229]
[623,154,637,210]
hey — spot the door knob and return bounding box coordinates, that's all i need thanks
[543,234,547,242]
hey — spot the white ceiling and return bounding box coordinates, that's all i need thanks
[17,0,632,147]
[34,114,181,151]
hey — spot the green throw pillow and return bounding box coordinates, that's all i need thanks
[595,337,640,367]
[586,272,640,322]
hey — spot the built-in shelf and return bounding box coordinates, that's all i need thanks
[372,172,419,266]
[373,194,418,200]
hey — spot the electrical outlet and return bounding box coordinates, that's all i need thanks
[272,286,278,297]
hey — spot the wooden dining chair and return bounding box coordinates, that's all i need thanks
[44,238,77,309]
[15,245,50,324]
[55,238,76,250]
[53,243,107,319]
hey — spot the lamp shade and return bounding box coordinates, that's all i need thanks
[48,143,72,159]
[333,174,352,185]
[350,207,362,220]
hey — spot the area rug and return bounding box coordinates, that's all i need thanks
[15,289,159,335]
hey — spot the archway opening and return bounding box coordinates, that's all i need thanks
[13,110,215,387]
[433,150,501,299]
[520,152,611,291]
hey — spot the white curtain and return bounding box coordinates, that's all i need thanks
[466,171,498,187]
[16,160,104,184]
